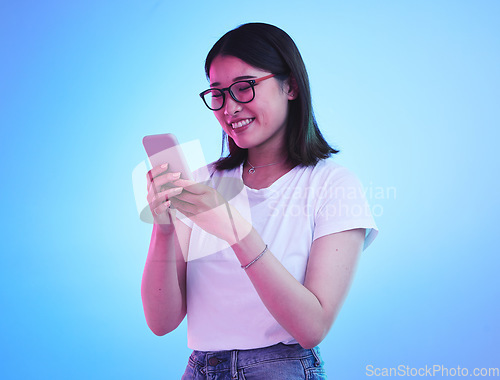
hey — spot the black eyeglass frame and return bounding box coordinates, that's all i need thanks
[199,74,276,111]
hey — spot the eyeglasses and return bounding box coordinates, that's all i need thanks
[199,74,275,111]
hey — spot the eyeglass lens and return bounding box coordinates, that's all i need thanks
[204,81,255,110]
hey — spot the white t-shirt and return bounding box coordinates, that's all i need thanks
[180,158,378,351]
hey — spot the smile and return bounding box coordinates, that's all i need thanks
[231,118,254,129]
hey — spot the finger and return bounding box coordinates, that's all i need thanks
[146,163,168,184]
[170,197,195,215]
[147,171,182,194]
[148,187,183,208]
[151,163,172,179]
[173,189,197,206]
[171,194,228,218]
[172,179,206,195]
[153,200,171,217]
[146,163,179,189]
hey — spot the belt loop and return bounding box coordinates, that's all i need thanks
[311,346,321,366]
[231,349,238,379]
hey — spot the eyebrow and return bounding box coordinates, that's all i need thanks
[210,75,257,88]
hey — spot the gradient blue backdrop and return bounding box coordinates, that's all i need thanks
[1,1,498,379]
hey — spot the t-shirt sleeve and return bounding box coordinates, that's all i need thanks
[313,167,378,251]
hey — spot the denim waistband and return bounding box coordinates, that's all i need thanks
[188,342,323,377]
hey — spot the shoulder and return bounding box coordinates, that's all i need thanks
[298,158,360,185]
[290,159,367,204]
[311,158,349,174]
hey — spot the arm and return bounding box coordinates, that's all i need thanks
[169,178,365,347]
[141,214,191,336]
[232,226,365,349]
[141,164,192,335]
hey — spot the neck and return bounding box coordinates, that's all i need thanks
[246,146,287,168]
[247,156,285,168]
[242,150,294,189]
[244,130,290,171]
[244,151,292,178]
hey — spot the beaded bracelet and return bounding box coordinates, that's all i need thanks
[241,245,268,270]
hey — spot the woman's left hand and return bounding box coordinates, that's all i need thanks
[168,179,251,245]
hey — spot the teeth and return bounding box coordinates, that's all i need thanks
[231,118,254,129]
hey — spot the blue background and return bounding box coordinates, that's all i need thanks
[1,1,498,378]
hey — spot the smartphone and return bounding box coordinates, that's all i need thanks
[142,133,193,180]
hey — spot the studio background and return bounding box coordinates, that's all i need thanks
[1,1,498,379]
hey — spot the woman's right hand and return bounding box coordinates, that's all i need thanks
[146,163,183,233]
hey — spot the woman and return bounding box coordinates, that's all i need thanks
[142,23,378,379]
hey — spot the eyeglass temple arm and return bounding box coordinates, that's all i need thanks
[253,74,275,84]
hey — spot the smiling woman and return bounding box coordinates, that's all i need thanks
[141,22,379,379]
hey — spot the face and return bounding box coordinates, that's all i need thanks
[208,55,295,152]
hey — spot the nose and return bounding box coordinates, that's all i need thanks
[223,95,242,116]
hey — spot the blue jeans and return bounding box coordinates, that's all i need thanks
[181,342,327,379]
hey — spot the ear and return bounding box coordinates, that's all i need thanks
[286,75,299,100]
